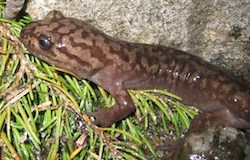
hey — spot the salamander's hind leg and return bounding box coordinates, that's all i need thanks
[189,108,250,133]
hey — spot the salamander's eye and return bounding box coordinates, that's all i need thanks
[38,34,52,50]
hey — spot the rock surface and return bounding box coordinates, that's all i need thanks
[174,127,250,160]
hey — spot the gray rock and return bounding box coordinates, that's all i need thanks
[2,0,25,20]
[174,127,250,160]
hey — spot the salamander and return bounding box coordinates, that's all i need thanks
[20,10,250,131]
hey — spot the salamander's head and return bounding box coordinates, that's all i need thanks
[20,10,106,79]
[20,10,82,77]
[20,10,65,64]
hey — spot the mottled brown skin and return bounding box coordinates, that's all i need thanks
[20,10,250,131]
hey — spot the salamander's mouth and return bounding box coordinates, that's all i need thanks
[19,35,31,52]
[20,27,30,45]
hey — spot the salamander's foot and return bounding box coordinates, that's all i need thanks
[86,108,116,127]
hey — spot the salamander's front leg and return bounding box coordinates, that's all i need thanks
[87,89,135,127]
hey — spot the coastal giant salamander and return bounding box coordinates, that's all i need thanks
[20,10,250,131]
